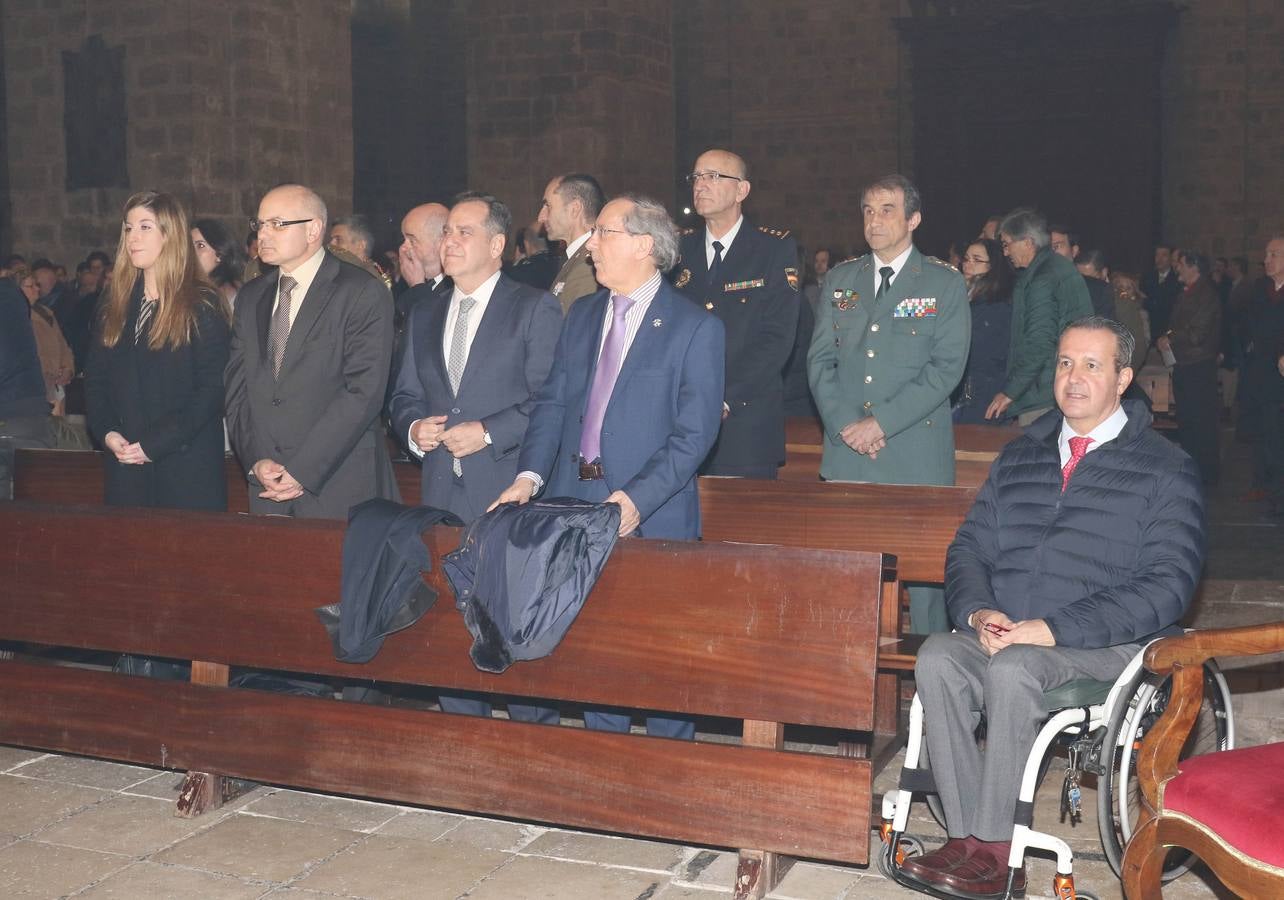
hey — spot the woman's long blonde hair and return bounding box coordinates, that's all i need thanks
[99,191,226,349]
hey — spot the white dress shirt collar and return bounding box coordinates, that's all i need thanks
[705,215,744,267]
[1058,403,1128,466]
[565,230,591,260]
[273,246,327,327]
[873,244,914,288]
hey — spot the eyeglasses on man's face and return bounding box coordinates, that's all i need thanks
[685,171,744,185]
[589,225,632,238]
[249,217,314,233]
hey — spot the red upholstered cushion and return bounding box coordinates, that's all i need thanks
[1163,743,1284,867]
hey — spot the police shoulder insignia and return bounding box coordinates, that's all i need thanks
[675,268,691,289]
[926,255,960,274]
[831,254,866,272]
[784,267,800,291]
[757,225,791,239]
[681,227,697,236]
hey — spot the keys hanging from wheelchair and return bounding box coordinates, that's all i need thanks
[1061,742,1084,825]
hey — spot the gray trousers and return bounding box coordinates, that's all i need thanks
[915,632,1138,841]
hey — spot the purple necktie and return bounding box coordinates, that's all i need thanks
[579,294,635,463]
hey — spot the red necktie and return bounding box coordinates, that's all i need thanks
[1061,436,1093,492]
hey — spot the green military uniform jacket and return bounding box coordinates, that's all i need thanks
[1004,247,1093,417]
[807,246,969,485]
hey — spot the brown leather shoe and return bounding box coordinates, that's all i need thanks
[939,840,1026,896]
[900,837,975,887]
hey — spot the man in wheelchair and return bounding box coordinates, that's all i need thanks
[902,316,1207,896]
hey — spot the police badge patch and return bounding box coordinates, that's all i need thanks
[675,268,692,289]
[784,267,800,291]
[832,288,858,311]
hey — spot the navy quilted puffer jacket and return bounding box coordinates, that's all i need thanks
[946,399,1206,649]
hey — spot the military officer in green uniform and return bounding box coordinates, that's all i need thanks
[807,174,969,633]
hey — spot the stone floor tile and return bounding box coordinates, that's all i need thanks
[374,809,466,841]
[243,789,404,832]
[0,839,129,897]
[152,814,361,882]
[74,860,268,899]
[521,829,686,871]
[34,793,218,856]
[840,873,911,898]
[653,885,731,898]
[433,816,546,852]
[462,854,670,899]
[767,859,863,899]
[11,754,157,791]
[0,776,109,835]
[0,747,47,772]
[672,847,739,888]
[119,770,187,800]
[297,833,510,899]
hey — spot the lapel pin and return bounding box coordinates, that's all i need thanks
[652,318,663,327]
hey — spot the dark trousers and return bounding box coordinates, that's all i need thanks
[1173,358,1221,483]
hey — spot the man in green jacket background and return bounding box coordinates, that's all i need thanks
[987,208,1093,425]
[808,174,969,633]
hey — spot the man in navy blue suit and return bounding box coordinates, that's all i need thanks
[491,193,725,737]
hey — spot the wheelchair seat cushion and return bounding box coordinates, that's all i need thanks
[1041,677,1113,711]
[1163,742,1284,867]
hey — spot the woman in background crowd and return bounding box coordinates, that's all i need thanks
[14,267,74,416]
[191,217,246,309]
[86,191,232,510]
[953,238,1014,424]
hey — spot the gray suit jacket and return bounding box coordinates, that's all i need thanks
[550,241,599,315]
[225,251,397,519]
[388,273,562,522]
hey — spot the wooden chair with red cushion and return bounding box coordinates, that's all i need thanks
[1122,621,1284,899]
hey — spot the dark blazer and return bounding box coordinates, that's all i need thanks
[86,282,230,510]
[388,273,562,522]
[671,221,799,471]
[225,251,396,519]
[518,280,725,539]
[0,280,49,420]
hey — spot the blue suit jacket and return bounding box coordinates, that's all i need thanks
[388,273,562,522]
[518,280,725,539]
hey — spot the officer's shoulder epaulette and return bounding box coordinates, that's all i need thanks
[830,253,867,271]
[925,255,960,274]
[756,225,791,240]
[681,227,697,236]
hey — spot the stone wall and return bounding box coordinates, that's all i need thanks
[674,0,910,258]
[1161,0,1284,262]
[2,0,352,266]
[462,0,675,230]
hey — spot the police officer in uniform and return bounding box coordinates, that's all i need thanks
[671,149,800,478]
[807,174,969,633]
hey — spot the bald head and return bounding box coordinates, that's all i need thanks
[255,183,329,272]
[401,202,450,280]
[691,148,751,232]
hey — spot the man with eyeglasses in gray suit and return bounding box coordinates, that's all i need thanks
[225,183,397,518]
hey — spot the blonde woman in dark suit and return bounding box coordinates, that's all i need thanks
[86,191,232,510]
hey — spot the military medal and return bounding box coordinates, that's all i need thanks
[832,288,858,311]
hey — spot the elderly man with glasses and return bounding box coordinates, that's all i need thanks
[492,194,725,739]
[670,149,800,479]
[225,183,397,518]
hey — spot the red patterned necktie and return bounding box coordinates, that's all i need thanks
[1061,436,1093,492]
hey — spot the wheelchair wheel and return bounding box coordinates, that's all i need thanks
[876,833,925,878]
[1096,659,1232,879]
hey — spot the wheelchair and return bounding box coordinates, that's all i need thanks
[878,643,1234,900]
